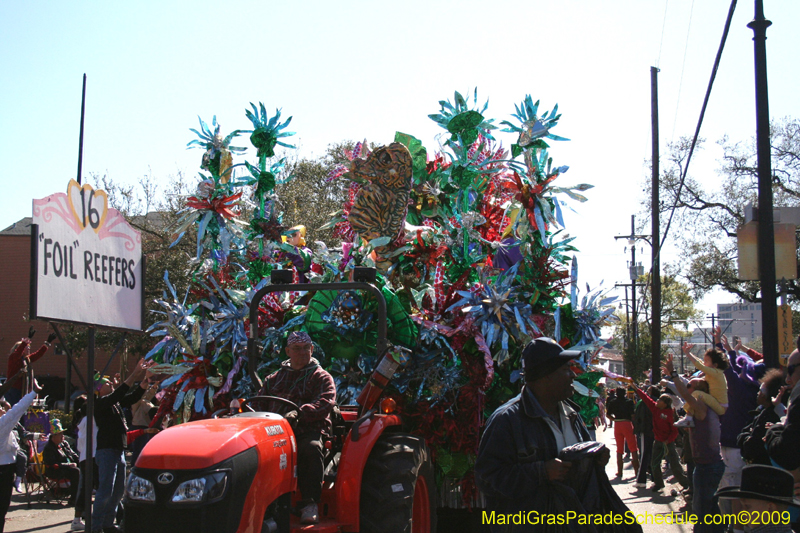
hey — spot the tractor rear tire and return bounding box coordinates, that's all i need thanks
[360,433,437,533]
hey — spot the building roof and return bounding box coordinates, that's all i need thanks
[1,213,167,236]
[597,350,624,362]
[1,217,33,235]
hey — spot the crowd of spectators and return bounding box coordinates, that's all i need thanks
[0,327,163,533]
[609,326,800,533]
[3,320,800,533]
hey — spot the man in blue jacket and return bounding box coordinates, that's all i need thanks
[475,338,607,531]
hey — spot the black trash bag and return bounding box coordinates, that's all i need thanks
[529,481,598,533]
[559,441,643,533]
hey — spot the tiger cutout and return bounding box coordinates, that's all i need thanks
[348,142,413,269]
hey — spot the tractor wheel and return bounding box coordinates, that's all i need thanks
[360,433,437,533]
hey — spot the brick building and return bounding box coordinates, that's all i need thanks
[1,217,134,402]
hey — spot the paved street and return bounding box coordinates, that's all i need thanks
[4,492,74,533]
[596,424,692,533]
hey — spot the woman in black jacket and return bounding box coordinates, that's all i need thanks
[737,369,786,465]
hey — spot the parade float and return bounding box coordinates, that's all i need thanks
[142,90,618,506]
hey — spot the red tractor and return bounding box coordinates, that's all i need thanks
[125,275,438,533]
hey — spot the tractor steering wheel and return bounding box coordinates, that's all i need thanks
[240,396,300,417]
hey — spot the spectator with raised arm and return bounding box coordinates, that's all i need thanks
[5,400,46,493]
[713,326,762,533]
[632,385,656,489]
[4,328,56,406]
[0,371,46,493]
[674,341,729,428]
[92,359,154,533]
[0,380,43,532]
[664,353,725,533]
[734,339,764,363]
[633,385,688,492]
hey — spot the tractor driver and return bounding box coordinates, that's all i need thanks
[258,331,336,524]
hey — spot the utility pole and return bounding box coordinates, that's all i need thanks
[650,66,662,386]
[615,284,635,352]
[622,285,630,352]
[707,313,718,340]
[692,313,720,348]
[706,313,719,337]
[624,285,630,327]
[615,216,649,368]
[748,0,778,368]
[74,73,94,533]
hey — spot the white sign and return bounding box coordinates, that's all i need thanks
[31,180,143,331]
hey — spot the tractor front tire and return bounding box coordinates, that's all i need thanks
[360,433,437,533]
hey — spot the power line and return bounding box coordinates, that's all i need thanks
[657,0,738,259]
[636,2,737,312]
[657,0,671,68]
[670,0,696,143]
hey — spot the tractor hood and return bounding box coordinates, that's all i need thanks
[136,413,292,470]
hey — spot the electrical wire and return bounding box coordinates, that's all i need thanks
[670,0,696,143]
[658,0,738,260]
[657,0,671,68]
[637,0,737,313]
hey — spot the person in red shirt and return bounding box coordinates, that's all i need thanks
[634,386,689,492]
[5,329,56,406]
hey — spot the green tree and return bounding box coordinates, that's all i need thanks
[62,141,360,368]
[275,140,377,247]
[612,265,700,380]
[56,170,196,373]
[275,144,350,247]
[645,119,800,306]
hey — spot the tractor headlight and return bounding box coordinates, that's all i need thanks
[126,474,155,502]
[171,471,228,503]
[172,478,205,502]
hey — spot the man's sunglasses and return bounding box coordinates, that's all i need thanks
[788,363,798,376]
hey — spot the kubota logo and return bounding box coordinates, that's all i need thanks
[157,473,174,484]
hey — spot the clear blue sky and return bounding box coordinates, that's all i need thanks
[2,1,798,320]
